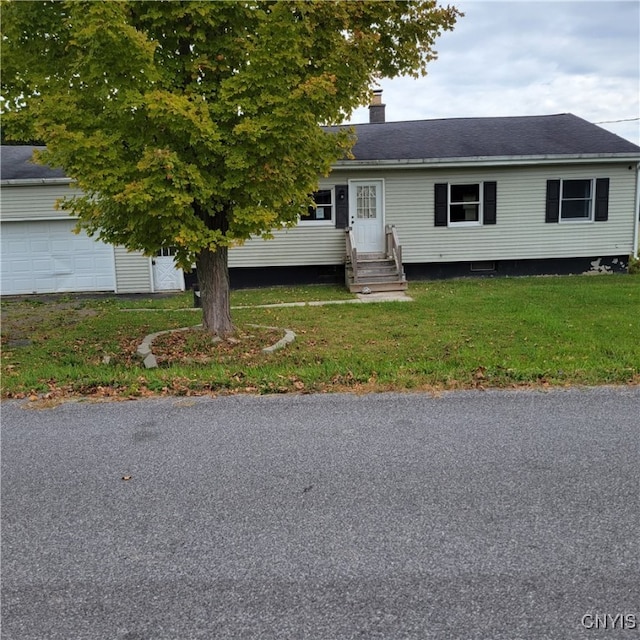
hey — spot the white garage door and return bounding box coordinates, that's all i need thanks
[1,220,115,295]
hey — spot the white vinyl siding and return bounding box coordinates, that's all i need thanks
[231,163,635,268]
[229,226,345,267]
[330,163,636,264]
[0,183,81,221]
[113,247,152,293]
[229,178,345,267]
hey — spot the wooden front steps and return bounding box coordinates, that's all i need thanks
[345,253,407,293]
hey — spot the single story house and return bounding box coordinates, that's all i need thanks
[2,97,639,295]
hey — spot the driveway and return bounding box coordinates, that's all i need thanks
[2,388,639,639]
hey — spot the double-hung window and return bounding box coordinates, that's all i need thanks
[545,178,609,223]
[560,179,593,221]
[300,189,334,223]
[449,184,482,225]
[434,182,497,227]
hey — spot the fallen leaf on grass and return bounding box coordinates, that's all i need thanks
[473,366,486,380]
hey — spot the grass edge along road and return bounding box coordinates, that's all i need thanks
[1,275,639,400]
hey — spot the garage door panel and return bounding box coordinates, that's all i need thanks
[30,239,51,253]
[53,256,73,274]
[10,276,33,292]
[96,275,116,288]
[57,275,80,290]
[1,220,115,295]
[91,256,113,273]
[69,275,97,289]
[32,257,54,272]
[51,239,71,253]
[6,239,30,254]
[34,277,56,292]
[73,256,95,271]
[10,258,34,274]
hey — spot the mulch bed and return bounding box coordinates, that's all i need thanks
[151,326,284,366]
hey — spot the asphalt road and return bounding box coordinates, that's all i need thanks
[1,388,639,640]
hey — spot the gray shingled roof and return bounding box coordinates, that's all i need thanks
[2,115,638,181]
[1,145,67,181]
[343,113,640,161]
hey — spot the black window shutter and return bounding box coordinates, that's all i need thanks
[335,184,349,229]
[545,180,560,223]
[434,183,448,227]
[594,178,609,221]
[483,181,497,225]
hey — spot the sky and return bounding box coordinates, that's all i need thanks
[345,0,640,146]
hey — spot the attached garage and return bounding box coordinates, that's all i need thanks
[1,219,115,295]
[0,146,118,295]
[1,146,186,295]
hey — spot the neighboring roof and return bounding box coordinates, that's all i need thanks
[342,113,640,163]
[0,145,67,181]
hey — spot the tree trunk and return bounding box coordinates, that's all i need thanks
[196,246,234,337]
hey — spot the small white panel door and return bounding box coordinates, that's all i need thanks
[349,180,384,253]
[152,248,185,291]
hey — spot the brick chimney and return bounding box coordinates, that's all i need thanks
[368,89,386,124]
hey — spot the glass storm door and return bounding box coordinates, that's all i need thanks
[349,180,385,253]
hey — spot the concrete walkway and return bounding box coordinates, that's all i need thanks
[123,290,413,313]
[232,290,412,309]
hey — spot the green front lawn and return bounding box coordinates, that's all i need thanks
[2,274,638,399]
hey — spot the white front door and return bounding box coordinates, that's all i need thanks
[152,248,185,291]
[349,180,385,253]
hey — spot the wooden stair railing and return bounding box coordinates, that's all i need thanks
[345,227,359,283]
[345,226,407,293]
[385,224,403,276]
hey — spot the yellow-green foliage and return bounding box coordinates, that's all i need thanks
[1,0,460,267]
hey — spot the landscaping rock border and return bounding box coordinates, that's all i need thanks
[136,324,296,369]
[248,324,296,353]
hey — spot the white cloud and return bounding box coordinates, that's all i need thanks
[346,1,640,145]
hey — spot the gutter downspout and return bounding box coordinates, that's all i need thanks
[634,163,640,258]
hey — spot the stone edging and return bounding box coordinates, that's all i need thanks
[248,324,296,353]
[136,324,296,369]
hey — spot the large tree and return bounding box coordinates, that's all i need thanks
[1,0,459,335]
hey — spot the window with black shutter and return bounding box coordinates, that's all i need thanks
[334,184,349,229]
[434,181,497,227]
[545,180,561,223]
[594,178,609,221]
[545,178,609,223]
[483,181,497,225]
[300,189,333,223]
[434,183,448,227]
